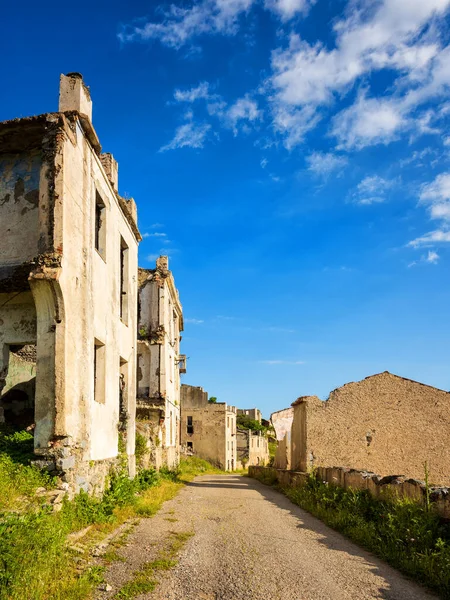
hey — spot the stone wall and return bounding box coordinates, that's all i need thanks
[293,372,450,485]
[249,465,450,519]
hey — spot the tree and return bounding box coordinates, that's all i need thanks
[208,396,217,403]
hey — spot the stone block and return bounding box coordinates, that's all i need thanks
[344,469,365,491]
[31,459,56,472]
[76,476,89,493]
[57,455,76,470]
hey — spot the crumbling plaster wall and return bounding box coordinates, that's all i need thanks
[270,407,294,442]
[298,372,450,485]
[0,75,140,495]
[0,152,40,266]
[0,115,61,447]
[57,116,138,472]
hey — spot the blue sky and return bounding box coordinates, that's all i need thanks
[2,0,450,417]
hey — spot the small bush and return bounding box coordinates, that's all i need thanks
[135,433,147,467]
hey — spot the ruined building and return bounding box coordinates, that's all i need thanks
[180,384,236,471]
[237,408,262,422]
[137,257,184,469]
[236,429,269,468]
[275,371,450,485]
[0,73,140,494]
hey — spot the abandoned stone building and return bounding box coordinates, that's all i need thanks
[236,428,269,468]
[0,73,141,494]
[275,371,450,485]
[136,257,184,469]
[180,384,237,471]
[237,408,262,422]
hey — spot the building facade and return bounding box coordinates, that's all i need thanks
[136,257,184,469]
[180,384,236,471]
[0,73,140,494]
[236,429,269,468]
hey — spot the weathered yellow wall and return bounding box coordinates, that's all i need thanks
[304,372,450,485]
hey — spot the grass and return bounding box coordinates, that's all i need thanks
[253,469,450,599]
[114,531,194,599]
[0,428,221,600]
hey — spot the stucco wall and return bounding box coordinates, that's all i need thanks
[58,117,138,466]
[300,372,450,485]
[0,152,40,267]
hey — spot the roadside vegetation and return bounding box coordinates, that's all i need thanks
[0,425,221,600]
[253,469,450,598]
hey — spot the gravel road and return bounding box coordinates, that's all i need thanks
[99,474,437,600]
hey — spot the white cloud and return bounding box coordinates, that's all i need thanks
[399,147,435,168]
[207,94,262,134]
[185,318,204,324]
[264,0,316,21]
[332,93,406,150]
[444,136,450,146]
[260,158,268,169]
[119,0,317,48]
[408,250,440,265]
[268,0,450,148]
[426,250,440,263]
[146,253,160,262]
[350,175,395,205]
[174,81,213,102]
[420,173,450,207]
[144,232,167,237]
[272,104,320,149]
[306,151,348,176]
[159,121,211,152]
[408,229,450,247]
[418,171,450,222]
[119,0,255,48]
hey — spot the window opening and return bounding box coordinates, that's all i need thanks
[95,191,106,259]
[94,340,106,404]
[120,236,129,324]
[119,358,128,431]
[187,415,193,434]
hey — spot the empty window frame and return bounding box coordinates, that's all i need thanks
[95,191,106,259]
[94,340,106,404]
[119,358,128,429]
[120,236,129,324]
[187,441,193,450]
[187,416,194,434]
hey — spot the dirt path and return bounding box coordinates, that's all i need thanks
[98,475,436,600]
